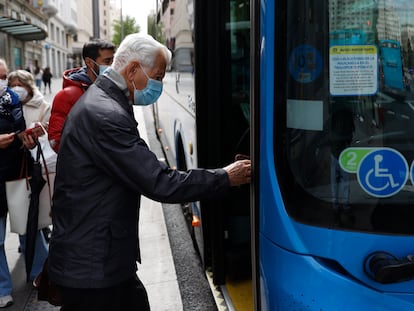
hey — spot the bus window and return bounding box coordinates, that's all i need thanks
[278,0,414,233]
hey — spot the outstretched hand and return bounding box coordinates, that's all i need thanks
[223,159,251,186]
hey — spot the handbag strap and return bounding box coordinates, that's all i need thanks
[18,150,30,190]
[35,139,52,206]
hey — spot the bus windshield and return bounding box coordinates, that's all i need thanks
[277,0,414,234]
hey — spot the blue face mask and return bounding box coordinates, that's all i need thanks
[98,65,109,75]
[132,65,163,106]
[90,59,109,77]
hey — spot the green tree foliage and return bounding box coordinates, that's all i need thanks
[112,15,140,46]
[147,15,165,44]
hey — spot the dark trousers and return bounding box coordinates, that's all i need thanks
[60,275,150,311]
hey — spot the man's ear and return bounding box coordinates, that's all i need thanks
[125,61,140,80]
[84,57,91,67]
[84,57,95,70]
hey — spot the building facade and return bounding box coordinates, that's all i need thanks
[0,0,114,78]
[0,0,47,71]
[157,0,194,71]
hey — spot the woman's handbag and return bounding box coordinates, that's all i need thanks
[6,142,53,234]
[5,151,31,234]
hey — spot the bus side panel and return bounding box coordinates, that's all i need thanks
[153,72,197,170]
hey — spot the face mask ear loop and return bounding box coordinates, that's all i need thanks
[139,63,151,80]
[88,58,99,77]
[134,64,151,90]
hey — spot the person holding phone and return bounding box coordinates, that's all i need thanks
[8,70,50,125]
[7,69,52,169]
[7,68,51,273]
[0,59,45,308]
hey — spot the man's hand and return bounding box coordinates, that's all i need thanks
[223,159,251,186]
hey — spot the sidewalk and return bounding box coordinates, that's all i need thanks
[4,77,183,310]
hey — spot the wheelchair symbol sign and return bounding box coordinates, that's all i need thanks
[357,148,408,198]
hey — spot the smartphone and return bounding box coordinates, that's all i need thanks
[25,124,45,137]
[25,127,34,135]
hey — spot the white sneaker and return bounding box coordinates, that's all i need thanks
[0,295,13,308]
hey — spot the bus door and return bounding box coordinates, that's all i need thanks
[253,0,414,310]
[195,0,252,308]
[153,1,253,308]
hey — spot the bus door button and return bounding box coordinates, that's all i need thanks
[364,252,414,284]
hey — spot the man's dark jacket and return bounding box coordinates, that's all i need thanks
[48,76,230,288]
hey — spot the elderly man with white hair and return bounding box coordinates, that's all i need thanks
[48,33,251,310]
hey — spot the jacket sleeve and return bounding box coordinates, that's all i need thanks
[40,100,51,124]
[48,86,83,152]
[6,89,26,132]
[90,111,231,203]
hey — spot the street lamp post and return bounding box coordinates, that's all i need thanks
[92,0,100,39]
[120,0,124,41]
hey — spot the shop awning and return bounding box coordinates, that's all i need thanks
[0,16,47,41]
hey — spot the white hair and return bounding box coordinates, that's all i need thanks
[112,33,172,72]
[8,70,37,93]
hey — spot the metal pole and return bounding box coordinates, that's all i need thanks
[92,0,100,39]
[154,0,158,36]
[120,0,124,41]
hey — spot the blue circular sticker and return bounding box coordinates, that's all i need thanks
[288,45,322,83]
[357,148,408,198]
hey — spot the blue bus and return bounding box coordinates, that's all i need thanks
[379,39,405,91]
[254,0,414,310]
[153,0,414,309]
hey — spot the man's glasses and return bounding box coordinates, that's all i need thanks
[0,75,7,80]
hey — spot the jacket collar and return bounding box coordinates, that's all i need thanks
[94,75,133,116]
[102,67,130,100]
